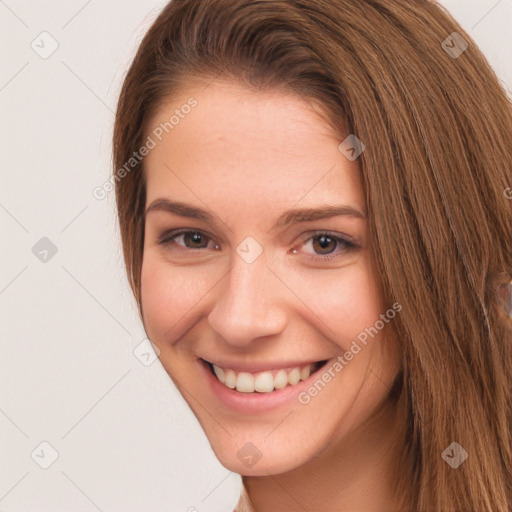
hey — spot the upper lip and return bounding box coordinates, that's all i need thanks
[200,357,330,373]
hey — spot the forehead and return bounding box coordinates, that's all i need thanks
[142,80,365,221]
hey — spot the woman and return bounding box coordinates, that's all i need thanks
[112,0,512,510]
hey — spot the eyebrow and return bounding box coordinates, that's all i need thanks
[144,198,366,230]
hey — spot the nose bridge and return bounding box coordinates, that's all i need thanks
[207,248,287,346]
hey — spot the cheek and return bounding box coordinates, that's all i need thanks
[140,255,210,342]
[288,260,385,346]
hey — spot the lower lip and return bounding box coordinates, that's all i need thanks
[197,358,332,415]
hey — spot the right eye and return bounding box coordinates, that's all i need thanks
[157,229,220,252]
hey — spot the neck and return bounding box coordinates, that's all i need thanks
[237,396,410,512]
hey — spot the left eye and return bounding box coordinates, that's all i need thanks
[299,232,356,259]
[157,230,357,260]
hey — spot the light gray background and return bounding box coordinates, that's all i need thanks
[1,1,511,511]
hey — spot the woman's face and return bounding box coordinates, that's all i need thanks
[140,80,400,475]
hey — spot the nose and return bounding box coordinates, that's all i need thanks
[207,250,288,347]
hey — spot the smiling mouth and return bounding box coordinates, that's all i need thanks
[201,358,330,393]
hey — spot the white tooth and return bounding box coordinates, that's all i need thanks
[236,372,255,393]
[254,371,275,393]
[300,365,311,381]
[288,368,301,385]
[224,369,236,389]
[274,369,288,390]
[213,364,225,384]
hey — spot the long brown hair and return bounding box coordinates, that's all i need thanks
[112,1,512,510]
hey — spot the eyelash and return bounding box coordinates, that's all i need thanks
[156,229,358,261]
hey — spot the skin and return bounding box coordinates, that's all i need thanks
[140,79,404,511]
